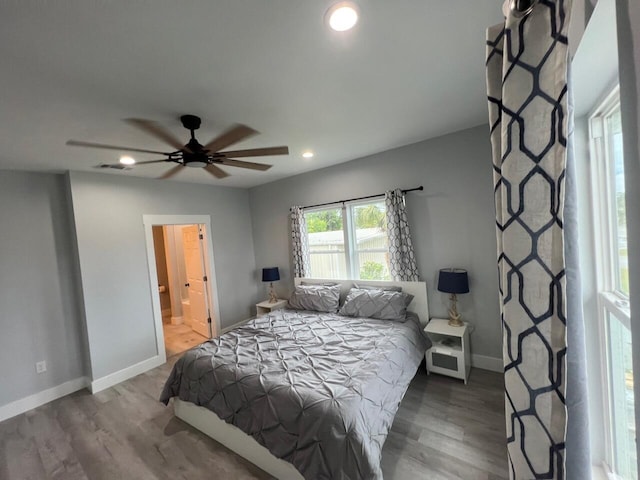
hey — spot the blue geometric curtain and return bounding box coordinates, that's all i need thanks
[385,189,420,281]
[290,206,310,278]
[486,1,573,478]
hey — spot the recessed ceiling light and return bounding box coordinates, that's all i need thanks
[326,2,359,32]
[119,156,136,165]
[302,151,314,159]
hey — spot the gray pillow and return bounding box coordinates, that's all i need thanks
[339,288,414,321]
[352,283,402,292]
[288,284,340,313]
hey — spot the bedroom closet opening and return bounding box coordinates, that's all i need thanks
[150,223,214,358]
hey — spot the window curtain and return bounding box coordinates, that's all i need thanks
[385,189,419,281]
[290,206,310,278]
[485,1,588,478]
[562,67,591,480]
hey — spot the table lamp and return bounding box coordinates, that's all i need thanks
[437,268,469,327]
[262,267,280,303]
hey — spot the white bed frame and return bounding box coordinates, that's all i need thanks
[173,278,429,479]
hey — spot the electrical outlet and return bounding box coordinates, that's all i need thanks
[35,361,47,374]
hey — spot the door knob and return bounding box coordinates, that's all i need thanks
[184,283,190,287]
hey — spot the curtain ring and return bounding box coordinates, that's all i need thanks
[510,0,537,18]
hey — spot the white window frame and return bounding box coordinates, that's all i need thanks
[589,85,634,478]
[305,197,390,281]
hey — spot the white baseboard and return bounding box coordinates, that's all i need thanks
[0,376,89,423]
[90,355,165,394]
[471,354,503,372]
[170,315,183,325]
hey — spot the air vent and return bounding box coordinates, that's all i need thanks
[97,163,133,170]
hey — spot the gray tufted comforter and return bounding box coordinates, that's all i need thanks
[160,309,429,479]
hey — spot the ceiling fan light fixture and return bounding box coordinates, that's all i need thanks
[119,156,136,165]
[326,2,359,32]
[186,161,208,168]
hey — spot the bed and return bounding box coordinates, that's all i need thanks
[160,278,430,479]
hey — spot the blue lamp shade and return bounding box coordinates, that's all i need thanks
[262,267,280,282]
[437,268,469,294]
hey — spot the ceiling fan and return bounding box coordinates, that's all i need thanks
[66,115,289,179]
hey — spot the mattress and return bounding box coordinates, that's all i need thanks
[160,309,429,479]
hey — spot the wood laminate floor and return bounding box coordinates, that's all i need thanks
[0,360,507,480]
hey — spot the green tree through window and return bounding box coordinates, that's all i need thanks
[306,209,342,233]
[355,204,386,229]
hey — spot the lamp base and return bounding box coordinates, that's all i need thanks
[447,313,464,327]
[268,283,278,303]
[447,293,464,327]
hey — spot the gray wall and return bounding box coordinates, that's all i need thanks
[68,171,258,380]
[249,125,502,360]
[0,171,87,406]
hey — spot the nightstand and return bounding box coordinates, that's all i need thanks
[256,299,288,316]
[424,318,471,384]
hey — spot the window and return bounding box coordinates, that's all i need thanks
[590,87,636,479]
[305,200,391,280]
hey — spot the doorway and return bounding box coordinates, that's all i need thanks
[143,215,220,362]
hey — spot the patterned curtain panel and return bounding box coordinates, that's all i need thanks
[385,189,419,281]
[486,1,572,478]
[290,206,310,278]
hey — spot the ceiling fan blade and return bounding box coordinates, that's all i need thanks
[220,159,272,171]
[134,159,171,165]
[203,124,258,153]
[219,146,289,158]
[66,140,170,155]
[158,165,183,179]
[125,118,190,152]
[205,164,230,179]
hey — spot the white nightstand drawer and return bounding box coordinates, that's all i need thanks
[427,348,465,380]
[424,318,471,384]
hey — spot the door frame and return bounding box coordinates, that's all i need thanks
[143,214,221,362]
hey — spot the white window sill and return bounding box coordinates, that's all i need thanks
[593,464,608,480]
[593,463,623,480]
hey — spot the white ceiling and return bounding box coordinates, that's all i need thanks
[0,1,504,188]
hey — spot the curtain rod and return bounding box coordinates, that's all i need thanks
[293,186,423,211]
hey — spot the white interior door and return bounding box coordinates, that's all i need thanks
[182,225,211,338]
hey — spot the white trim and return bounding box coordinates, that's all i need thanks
[471,354,503,373]
[142,215,222,366]
[174,399,304,480]
[170,315,184,325]
[593,462,618,480]
[588,88,634,472]
[90,355,164,394]
[601,292,631,329]
[0,377,89,422]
